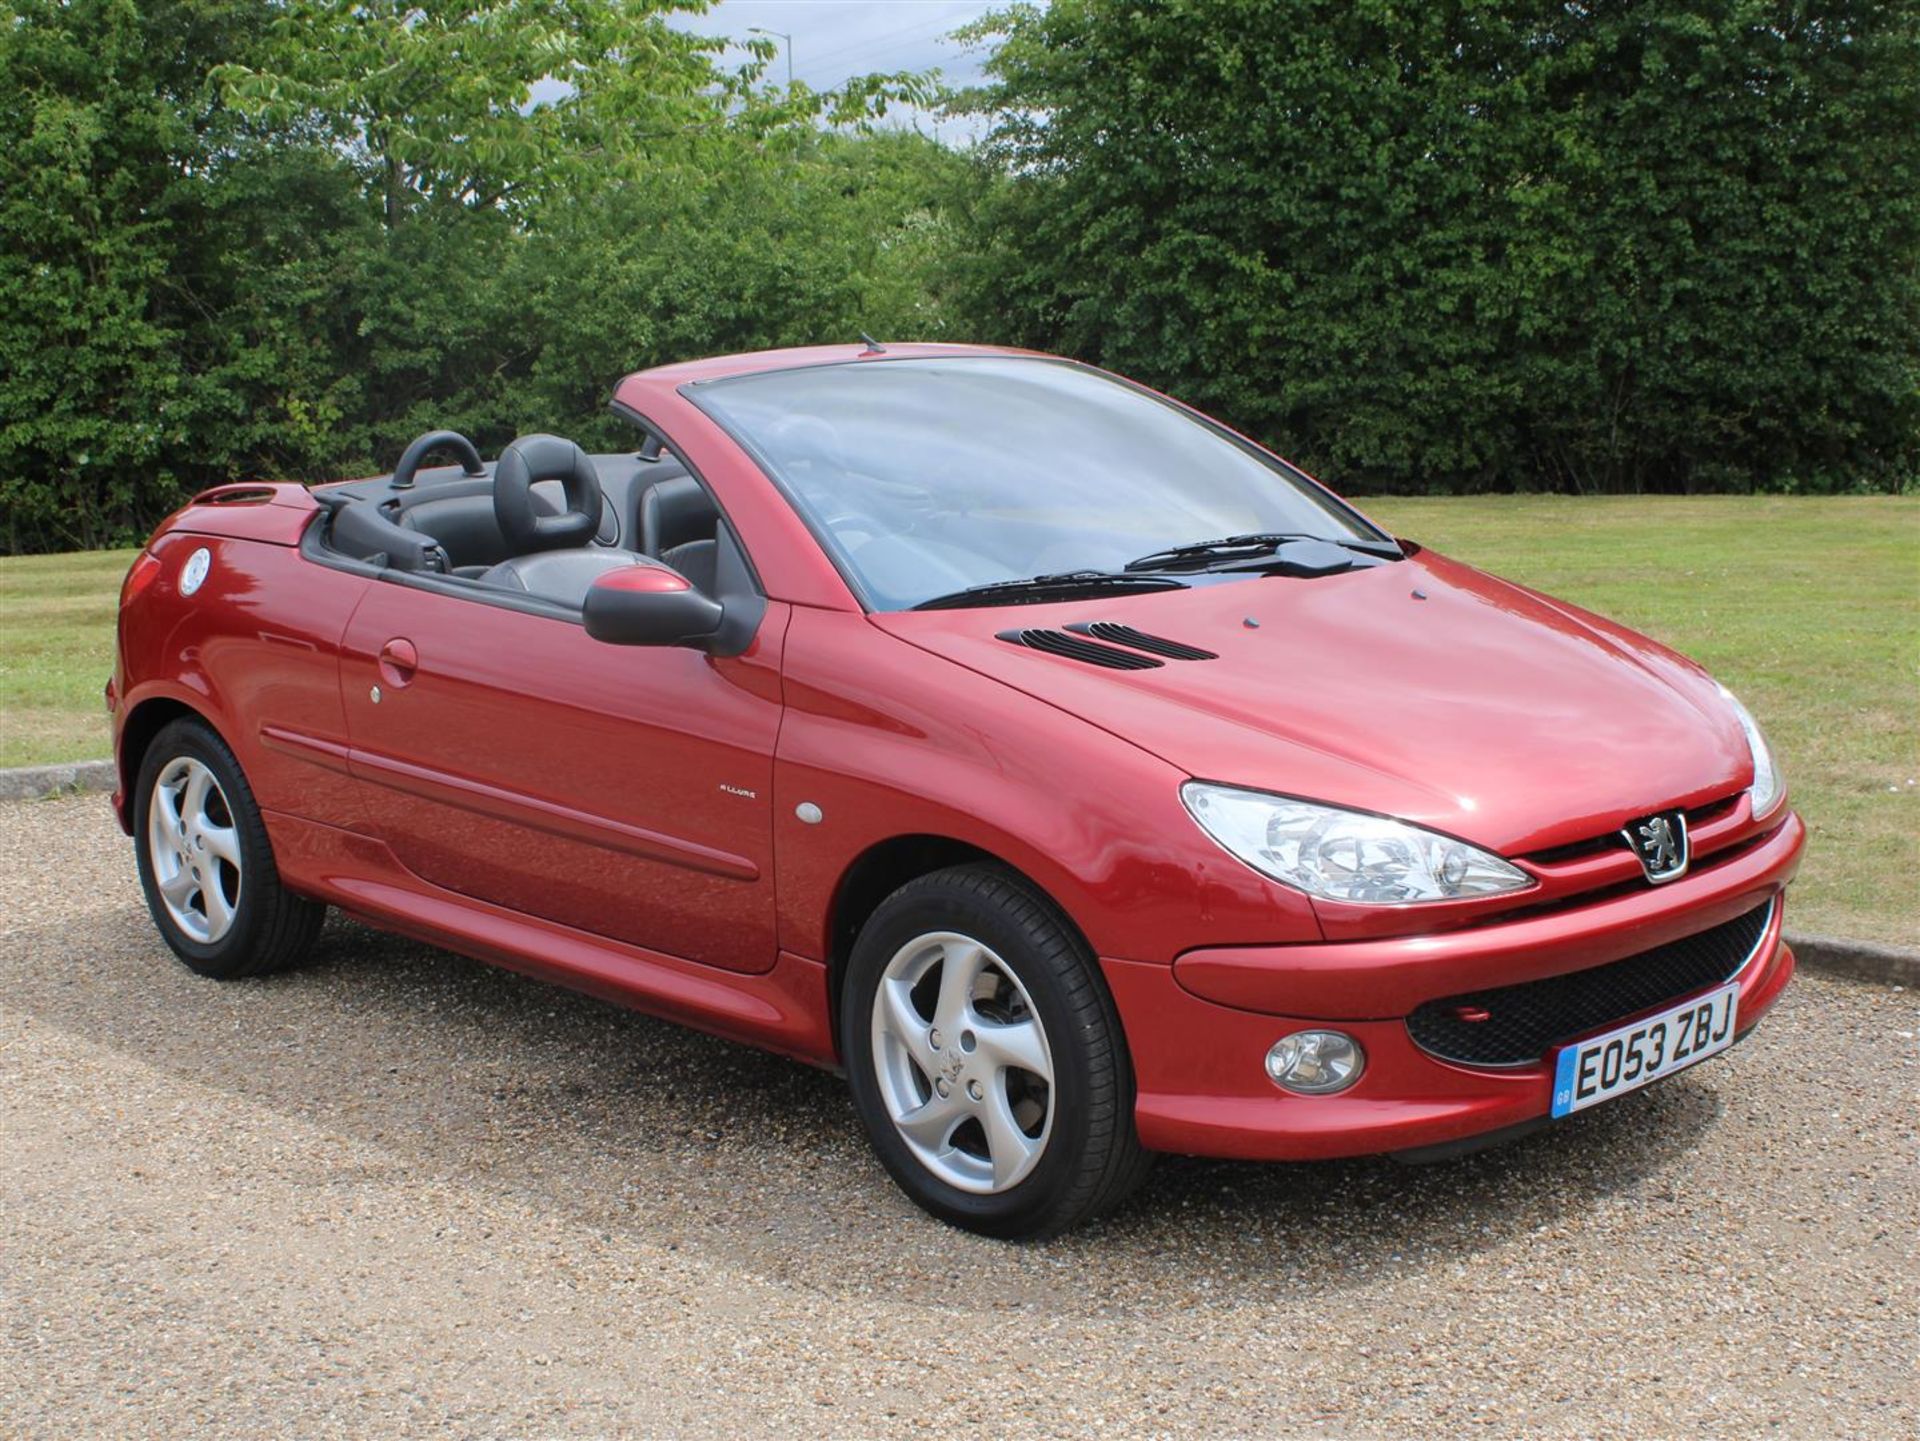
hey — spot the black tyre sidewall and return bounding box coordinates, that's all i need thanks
[842,868,1127,1238]
[133,719,281,977]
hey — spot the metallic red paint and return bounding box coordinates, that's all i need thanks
[876,549,1756,866]
[261,810,836,1066]
[335,581,789,970]
[1111,919,1797,1161]
[593,565,694,594]
[1172,812,1804,1017]
[112,344,1807,1164]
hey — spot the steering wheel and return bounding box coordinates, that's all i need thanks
[391,430,484,490]
[493,433,604,554]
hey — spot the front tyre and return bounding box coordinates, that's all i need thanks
[133,717,325,979]
[842,865,1152,1239]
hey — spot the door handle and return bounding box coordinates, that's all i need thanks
[377,637,419,687]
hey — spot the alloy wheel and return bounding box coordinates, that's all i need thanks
[146,756,243,944]
[869,930,1055,1194]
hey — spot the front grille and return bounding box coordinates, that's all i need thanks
[1523,790,1744,867]
[1407,899,1775,1068]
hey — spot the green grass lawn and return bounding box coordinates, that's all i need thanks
[2,496,1915,943]
[0,547,134,774]
[1363,496,1918,946]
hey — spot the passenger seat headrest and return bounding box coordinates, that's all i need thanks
[495,433,603,554]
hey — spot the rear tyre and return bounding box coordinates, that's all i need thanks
[133,717,325,979]
[842,864,1153,1239]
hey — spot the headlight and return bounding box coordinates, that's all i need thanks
[1717,684,1782,817]
[1181,782,1532,905]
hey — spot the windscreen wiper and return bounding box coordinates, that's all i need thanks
[1125,532,1402,573]
[912,570,1189,611]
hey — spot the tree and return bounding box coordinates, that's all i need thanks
[213,1,934,225]
[212,1,721,225]
[500,131,978,448]
[955,0,1920,494]
[0,0,373,549]
[0,1,964,551]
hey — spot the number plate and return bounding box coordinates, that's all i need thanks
[1551,983,1740,1118]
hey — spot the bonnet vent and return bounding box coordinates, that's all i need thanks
[1065,622,1217,661]
[995,629,1165,670]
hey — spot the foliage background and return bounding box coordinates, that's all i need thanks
[957,0,1920,498]
[2,0,1916,552]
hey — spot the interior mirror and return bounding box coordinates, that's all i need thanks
[583,564,725,648]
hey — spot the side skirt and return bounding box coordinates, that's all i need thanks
[262,809,838,1069]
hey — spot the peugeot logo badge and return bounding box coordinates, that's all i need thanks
[1622,810,1690,884]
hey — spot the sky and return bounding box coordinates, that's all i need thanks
[672,0,1016,144]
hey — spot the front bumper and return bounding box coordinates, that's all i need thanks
[1105,810,1804,1162]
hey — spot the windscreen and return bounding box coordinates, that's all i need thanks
[691,357,1385,610]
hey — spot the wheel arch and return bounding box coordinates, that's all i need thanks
[824,833,1095,1050]
[116,693,229,830]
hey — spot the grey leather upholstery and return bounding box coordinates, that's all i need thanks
[660,538,718,594]
[477,548,649,608]
[402,489,553,570]
[494,434,603,554]
[640,476,720,558]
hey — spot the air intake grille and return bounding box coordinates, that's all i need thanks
[1524,790,1745,867]
[1406,899,1774,1068]
[995,628,1164,670]
[1065,622,1217,661]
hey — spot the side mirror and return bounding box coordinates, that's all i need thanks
[583,564,725,649]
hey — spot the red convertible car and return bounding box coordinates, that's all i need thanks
[111,344,1804,1237]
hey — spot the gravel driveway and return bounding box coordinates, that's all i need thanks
[2,795,1915,1438]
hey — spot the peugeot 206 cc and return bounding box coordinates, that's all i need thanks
[112,345,1804,1237]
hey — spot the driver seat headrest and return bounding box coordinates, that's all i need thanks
[495,433,603,555]
[640,476,721,558]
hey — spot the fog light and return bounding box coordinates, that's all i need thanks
[1265,1031,1364,1095]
